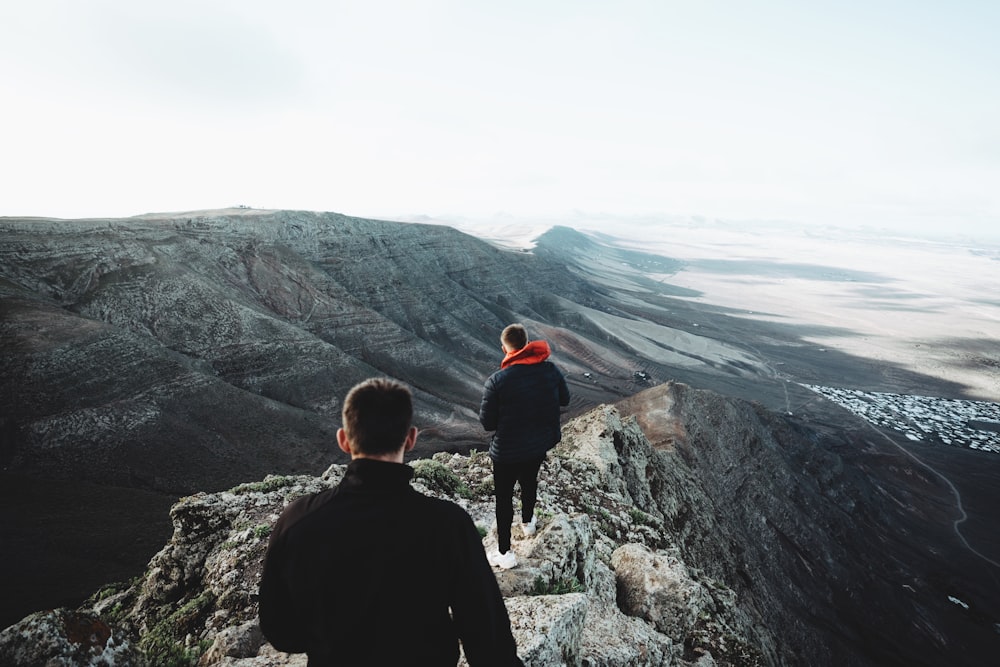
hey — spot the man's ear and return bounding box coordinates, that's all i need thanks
[403,426,418,453]
[336,428,352,455]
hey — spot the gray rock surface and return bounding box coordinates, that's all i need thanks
[489,594,588,667]
[612,543,713,644]
[0,608,137,666]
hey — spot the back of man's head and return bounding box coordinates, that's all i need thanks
[501,323,528,351]
[341,378,413,456]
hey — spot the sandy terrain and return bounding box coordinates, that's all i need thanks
[590,223,1000,401]
[434,215,998,399]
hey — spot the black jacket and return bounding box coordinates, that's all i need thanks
[479,348,570,464]
[258,458,523,666]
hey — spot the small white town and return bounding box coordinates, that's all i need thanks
[804,385,1000,455]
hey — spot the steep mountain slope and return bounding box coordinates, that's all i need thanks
[617,384,1000,666]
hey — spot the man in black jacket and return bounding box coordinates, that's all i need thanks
[479,324,571,569]
[259,378,523,666]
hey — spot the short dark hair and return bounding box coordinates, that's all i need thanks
[501,323,527,351]
[341,378,413,456]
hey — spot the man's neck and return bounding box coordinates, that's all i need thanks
[351,452,405,464]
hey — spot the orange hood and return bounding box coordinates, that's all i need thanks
[500,340,551,369]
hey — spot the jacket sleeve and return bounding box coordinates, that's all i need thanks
[557,367,570,407]
[479,375,499,432]
[257,516,308,653]
[449,512,525,666]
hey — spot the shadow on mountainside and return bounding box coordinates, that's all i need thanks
[0,474,175,630]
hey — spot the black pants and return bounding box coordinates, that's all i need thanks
[493,456,545,553]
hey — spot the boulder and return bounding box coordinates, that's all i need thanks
[490,593,588,667]
[611,543,713,644]
[0,608,137,666]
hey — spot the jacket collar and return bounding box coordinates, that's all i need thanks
[341,458,414,492]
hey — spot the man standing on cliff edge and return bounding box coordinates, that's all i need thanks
[259,377,523,666]
[479,323,571,570]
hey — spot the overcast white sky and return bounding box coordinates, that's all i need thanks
[2,1,998,237]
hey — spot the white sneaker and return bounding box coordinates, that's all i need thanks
[521,516,537,537]
[487,549,518,570]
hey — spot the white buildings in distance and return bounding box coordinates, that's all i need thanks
[804,385,1000,455]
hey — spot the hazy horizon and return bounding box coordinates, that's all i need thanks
[2,1,998,239]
